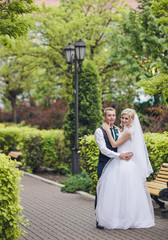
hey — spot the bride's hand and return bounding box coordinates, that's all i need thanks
[102,122,110,132]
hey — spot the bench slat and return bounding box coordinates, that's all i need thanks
[160,167,168,172]
[148,186,164,191]
[157,174,168,179]
[147,182,167,189]
[154,180,167,184]
[148,180,167,185]
[159,170,168,175]
[162,163,168,167]
[155,177,168,183]
[148,164,168,208]
[9,151,22,158]
[148,188,160,196]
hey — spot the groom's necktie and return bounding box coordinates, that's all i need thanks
[110,126,118,141]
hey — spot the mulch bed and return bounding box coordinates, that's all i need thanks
[35,171,67,183]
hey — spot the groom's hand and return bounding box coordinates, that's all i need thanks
[127,152,133,159]
[119,152,133,161]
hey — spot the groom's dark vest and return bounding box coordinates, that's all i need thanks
[99,126,117,164]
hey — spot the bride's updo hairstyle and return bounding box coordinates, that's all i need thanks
[120,108,136,131]
[121,108,136,121]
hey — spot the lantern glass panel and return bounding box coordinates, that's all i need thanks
[64,43,75,64]
[75,46,86,61]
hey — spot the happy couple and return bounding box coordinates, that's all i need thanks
[94,107,155,230]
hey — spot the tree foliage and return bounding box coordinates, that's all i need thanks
[0,37,41,122]
[140,0,168,104]
[64,61,103,148]
[28,0,128,100]
[0,0,130,123]
[151,0,168,27]
[139,73,168,103]
[1,0,167,127]
[0,0,36,37]
[107,0,168,105]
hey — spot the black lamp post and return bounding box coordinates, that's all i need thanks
[64,39,86,174]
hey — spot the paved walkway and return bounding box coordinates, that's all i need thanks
[19,173,168,240]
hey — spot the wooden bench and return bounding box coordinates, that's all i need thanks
[9,151,22,160]
[147,163,168,217]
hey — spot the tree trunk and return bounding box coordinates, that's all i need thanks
[154,94,160,106]
[11,95,17,123]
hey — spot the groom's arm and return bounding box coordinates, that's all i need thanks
[94,128,120,158]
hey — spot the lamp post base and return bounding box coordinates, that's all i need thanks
[72,148,81,175]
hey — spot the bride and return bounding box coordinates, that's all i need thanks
[95,108,155,229]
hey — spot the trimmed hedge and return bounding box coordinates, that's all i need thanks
[79,132,168,195]
[144,132,168,175]
[0,125,70,173]
[0,126,22,154]
[79,135,99,195]
[0,154,27,239]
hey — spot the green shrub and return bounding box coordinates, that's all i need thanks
[0,125,71,173]
[19,128,71,173]
[144,131,168,175]
[0,127,22,154]
[19,133,43,173]
[41,130,70,173]
[60,171,91,193]
[79,132,168,195]
[0,154,27,240]
[79,135,99,195]
[56,163,71,175]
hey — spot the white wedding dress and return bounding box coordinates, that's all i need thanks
[95,125,155,229]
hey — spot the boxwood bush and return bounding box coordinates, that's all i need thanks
[0,153,27,239]
[60,171,91,193]
[0,126,22,154]
[79,135,99,195]
[0,125,70,173]
[41,130,70,172]
[144,131,168,175]
[79,132,168,195]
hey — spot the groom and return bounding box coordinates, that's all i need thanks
[94,107,132,228]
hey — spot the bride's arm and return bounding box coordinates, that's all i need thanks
[102,123,131,147]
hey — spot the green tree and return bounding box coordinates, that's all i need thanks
[0,0,36,37]
[138,0,168,104]
[151,0,168,27]
[64,61,103,148]
[0,37,41,122]
[21,0,128,101]
[0,0,130,118]
[107,0,167,105]
[0,0,38,121]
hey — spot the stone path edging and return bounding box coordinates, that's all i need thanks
[22,171,95,200]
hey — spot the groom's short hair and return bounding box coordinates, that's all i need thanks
[103,107,116,116]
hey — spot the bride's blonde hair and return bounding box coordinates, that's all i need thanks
[121,108,136,120]
[120,108,136,131]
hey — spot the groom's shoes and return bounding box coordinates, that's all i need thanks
[96,221,104,229]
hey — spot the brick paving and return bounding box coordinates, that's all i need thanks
[19,174,168,240]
